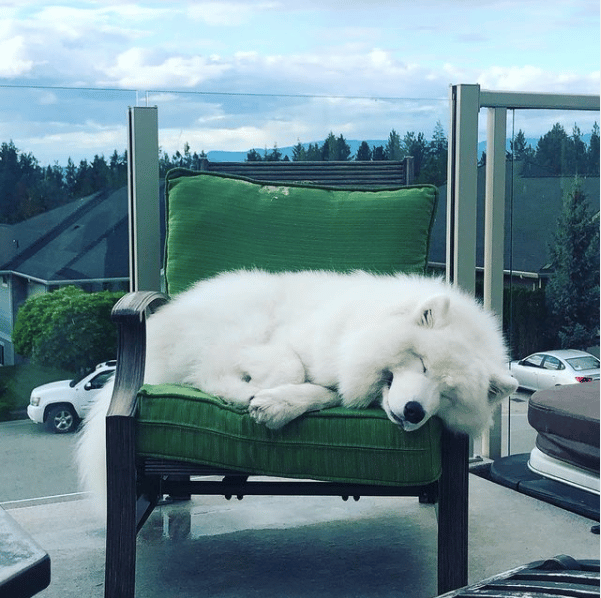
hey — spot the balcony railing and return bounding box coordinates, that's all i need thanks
[446,84,600,457]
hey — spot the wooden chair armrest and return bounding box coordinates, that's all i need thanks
[107,291,168,418]
[105,290,167,598]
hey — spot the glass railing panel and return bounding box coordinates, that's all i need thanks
[148,90,448,174]
[150,90,450,277]
[0,87,137,372]
[503,108,600,456]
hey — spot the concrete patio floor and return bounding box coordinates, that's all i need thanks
[4,472,599,598]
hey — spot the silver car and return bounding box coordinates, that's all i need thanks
[509,349,600,392]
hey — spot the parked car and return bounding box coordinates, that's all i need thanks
[27,360,116,433]
[509,350,600,392]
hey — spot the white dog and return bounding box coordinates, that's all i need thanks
[78,270,517,507]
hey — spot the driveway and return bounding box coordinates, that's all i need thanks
[0,419,81,504]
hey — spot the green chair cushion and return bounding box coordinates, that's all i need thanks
[136,384,443,486]
[164,170,438,295]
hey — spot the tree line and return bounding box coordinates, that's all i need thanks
[248,121,600,184]
[245,122,450,186]
[505,123,599,176]
[0,141,128,224]
[0,121,598,224]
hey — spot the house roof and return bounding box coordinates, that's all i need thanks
[0,188,130,282]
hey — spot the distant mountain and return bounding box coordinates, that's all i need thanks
[207,134,592,162]
[207,140,392,162]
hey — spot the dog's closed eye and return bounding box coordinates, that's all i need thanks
[381,370,394,388]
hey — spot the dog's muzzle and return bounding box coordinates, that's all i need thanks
[403,401,425,425]
[388,401,426,431]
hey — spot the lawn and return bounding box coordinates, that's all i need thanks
[0,364,75,421]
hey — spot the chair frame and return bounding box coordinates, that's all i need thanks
[103,161,469,598]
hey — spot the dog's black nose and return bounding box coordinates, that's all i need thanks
[403,401,425,424]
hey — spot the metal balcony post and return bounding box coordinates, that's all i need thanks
[446,84,479,295]
[127,106,161,293]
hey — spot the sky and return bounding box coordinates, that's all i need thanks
[0,0,599,164]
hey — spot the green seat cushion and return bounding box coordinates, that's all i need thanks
[164,170,438,295]
[136,384,443,486]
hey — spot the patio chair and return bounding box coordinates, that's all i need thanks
[104,162,469,598]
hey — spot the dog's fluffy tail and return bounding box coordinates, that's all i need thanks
[75,379,113,519]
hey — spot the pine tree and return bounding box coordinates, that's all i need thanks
[264,144,282,161]
[535,123,569,174]
[183,142,192,168]
[65,157,77,198]
[430,121,447,154]
[355,141,372,161]
[372,145,386,161]
[336,134,351,161]
[321,132,338,161]
[510,129,528,160]
[246,149,262,162]
[90,154,109,191]
[305,143,321,161]
[401,131,427,176]
[587,122,600,174]
[415,123,448,185]
[570,125,587,174]
[546,182,600,349]
[292,141,306,161]
[384,129,402,160]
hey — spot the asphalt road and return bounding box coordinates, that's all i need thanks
[0,419,81,504]
[0,392,537,505]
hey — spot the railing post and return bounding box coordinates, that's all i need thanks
[484,107,507,321]
[482,107,507,459]
[446,84,479,295]
[127,106,161,293]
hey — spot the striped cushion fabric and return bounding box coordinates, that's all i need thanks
[136,384,443,486]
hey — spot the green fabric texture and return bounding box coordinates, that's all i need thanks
[136,384,443,486]
[135,169,442,487]
[164,170,438,295]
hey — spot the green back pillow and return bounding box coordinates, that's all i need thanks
[164,170,437,295]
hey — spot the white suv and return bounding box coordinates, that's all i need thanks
[27,361,116,433]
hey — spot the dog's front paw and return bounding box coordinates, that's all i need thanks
[249,391,298,429]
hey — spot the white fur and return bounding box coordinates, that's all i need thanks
[77,270,517,513]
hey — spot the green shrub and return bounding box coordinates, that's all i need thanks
[0,364,76,420]
[13,286,125,373]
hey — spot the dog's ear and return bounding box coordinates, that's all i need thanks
[415,295,450,328]
[488,372,518,404]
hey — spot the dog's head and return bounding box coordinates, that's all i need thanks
[379,294,518,436]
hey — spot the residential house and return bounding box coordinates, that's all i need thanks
[0,187,133,365]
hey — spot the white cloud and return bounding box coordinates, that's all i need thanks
[101,47,231,88]
[0,35,34,77]
[0,0,597,164]
[477,66,600,95]
[14,121,127,165]
[151,92,448,156]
